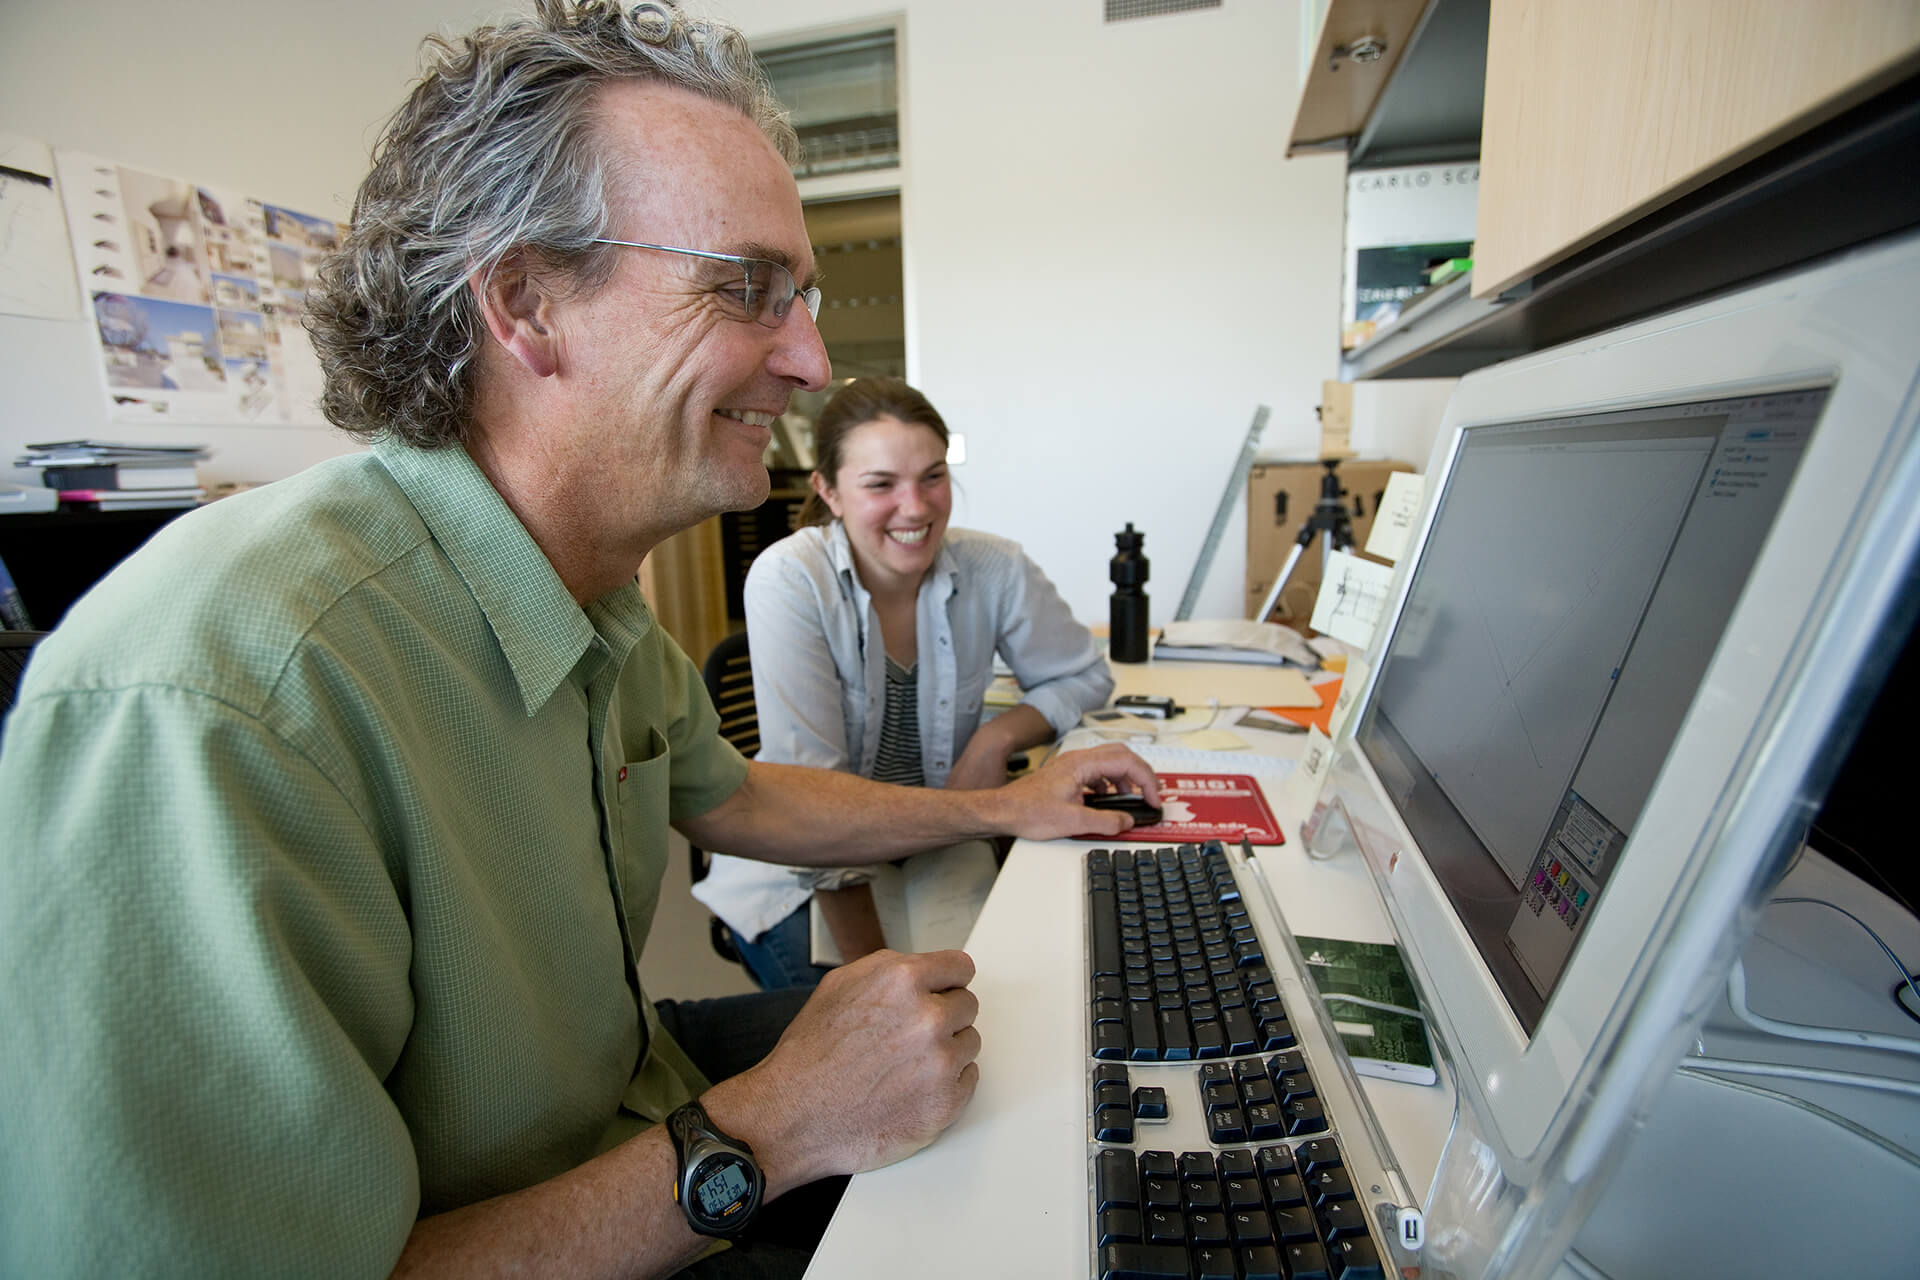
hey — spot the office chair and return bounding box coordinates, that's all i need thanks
[0,631,48,744]
[692,629,758,969]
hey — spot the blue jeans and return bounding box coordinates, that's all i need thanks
[652,988,847,1278]
[731,900,835,992]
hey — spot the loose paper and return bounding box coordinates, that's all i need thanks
[1364,472,1426,562]
[1310,550,1396,650]
[1327,656,1369,741]
[0,135,80,319]
[1285,725,1336,817]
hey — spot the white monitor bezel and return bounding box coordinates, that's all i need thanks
[1338,230,1920,1176]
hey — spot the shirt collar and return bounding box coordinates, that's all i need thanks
[825,519,961,601]
[375,437,649,716]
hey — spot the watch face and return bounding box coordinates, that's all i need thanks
[690,1151,758,1229]
[694,1156,753,1217]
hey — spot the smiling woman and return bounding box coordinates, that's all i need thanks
[692,377,1115,991]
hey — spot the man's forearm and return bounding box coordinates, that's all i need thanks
[679,744,1159,867]
[393,1076,825,1279]
[682,761,1006,867]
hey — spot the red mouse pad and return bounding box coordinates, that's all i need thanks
[1079,773,1285,845]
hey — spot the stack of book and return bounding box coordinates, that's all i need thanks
[16,440,211,510]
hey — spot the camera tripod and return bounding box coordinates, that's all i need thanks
[1254,459,1354,624]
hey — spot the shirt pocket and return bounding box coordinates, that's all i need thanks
[614,726,672,956]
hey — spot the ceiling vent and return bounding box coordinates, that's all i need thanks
[1105,0,1222,21]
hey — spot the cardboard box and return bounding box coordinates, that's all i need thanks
[1246,459,1413,626]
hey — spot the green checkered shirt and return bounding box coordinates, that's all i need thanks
[0,437,748,1275]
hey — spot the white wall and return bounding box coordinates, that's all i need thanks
[4,0,1347,623]
[0,0,508,487]
[728,0,1348,622]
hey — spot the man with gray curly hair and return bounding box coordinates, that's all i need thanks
[0,2,1158,1277]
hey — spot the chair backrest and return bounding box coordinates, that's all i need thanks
[702,629,759,759]
[0,630,49,743]
[692,630,757,886]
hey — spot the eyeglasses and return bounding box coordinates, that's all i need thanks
[590,238,822,328]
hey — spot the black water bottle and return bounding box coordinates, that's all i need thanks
[1109,523,1150,663]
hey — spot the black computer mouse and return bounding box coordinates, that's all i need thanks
[1083,791,1163,825]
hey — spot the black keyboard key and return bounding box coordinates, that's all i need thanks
[1276,1071,1315,1101]
[1255,1145,1295,1176]
[1266,1050,1305,1076]
[1193,1021,1227,1059]
[1228,1207,1274,1245]
[1295,1139,1342,1172]
[1093,1022,1129,1060]
[1128,1005,1162,1061]
[1223,1176,1265,1210]
[1285,1240,1333,1280]
[1187,1210,1230,1245]
[1244,1102,1284,1140]
[1217,1149,1257,1179]
[1272,1205,1318,1244]
[1097,1207,1142,1246]
[1202,1081,1238,1114]
[1140,1150,1178,1177]
[1157,1009,1193,1060]
[1095,1148,1139,1210]
[1258,1019,1297,1051]
[1308,1167,1355,1206]
[1240,1077,1276,1108]
[1222,1007,1259,1054]
[1284,1096,1329,1135]
[1095,1104,1133,1144]
[1181,1177,1223,1211]
[1207,1106,1247,1144]
[1099,1243,1189,1280]
[1132,1085,1167,1119]
[1178,1152,1219,1179]
[1091,889,1123,976]
[1143,1176,1181,1209]
[1093,998,1126,1025]
[1264,1172,1307,1208]
[1330,1236,1386,1279]
[1318,1198,1368,1241]
[1240,1244,1284,1280]
[1096,1080,1131,1109]
[1192,1245,1237,1280]
[1144,1208,1186,1245]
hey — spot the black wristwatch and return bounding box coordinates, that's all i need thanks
[666,1100,764,1238]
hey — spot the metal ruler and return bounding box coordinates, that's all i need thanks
[1175,404,1270,621]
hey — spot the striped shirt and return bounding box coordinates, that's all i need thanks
[872,655,925,786]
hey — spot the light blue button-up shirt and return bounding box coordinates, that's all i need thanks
[693,522,1111,940]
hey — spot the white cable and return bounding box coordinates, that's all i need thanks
[1682,1056,1920,1099]
[1727,959,1920,1056]
[1769,895,1920,1012]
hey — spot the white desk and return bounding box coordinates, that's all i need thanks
[806,665,1455,1277]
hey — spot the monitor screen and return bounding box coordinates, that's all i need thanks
[1357,389,1827,1033]
[1323,228,1920,1206]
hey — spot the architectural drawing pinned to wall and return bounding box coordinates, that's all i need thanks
[54,150,334,426]
[0,135,82,321]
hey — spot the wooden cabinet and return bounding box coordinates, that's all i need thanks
[1475,0,1920,297]
[1294,0,1920,380]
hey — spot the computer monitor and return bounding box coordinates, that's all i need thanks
[1319,228,1920,1273]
